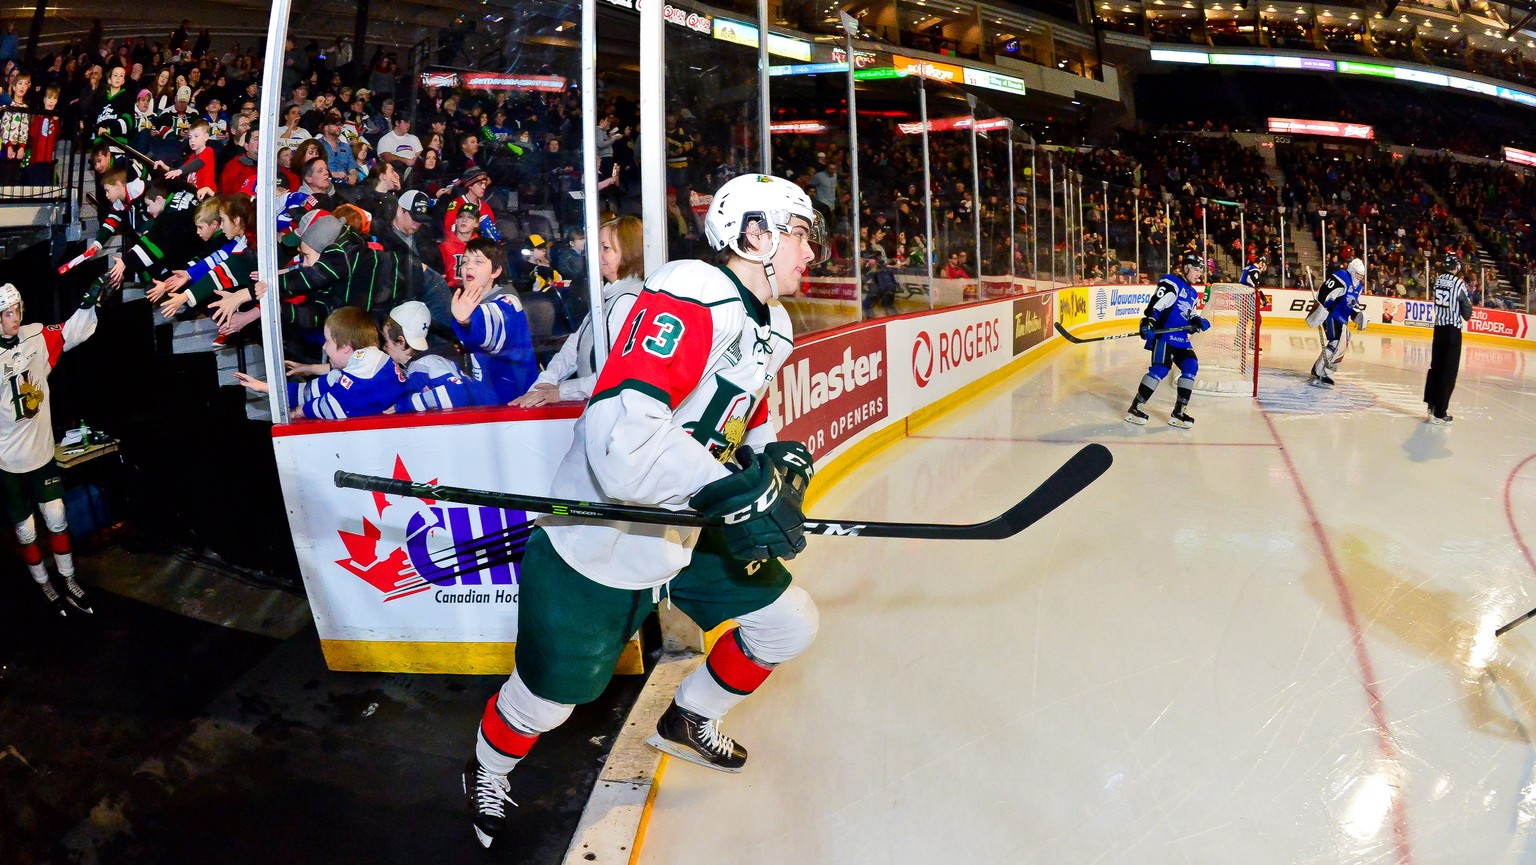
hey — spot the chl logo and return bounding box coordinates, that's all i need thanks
[334,456,526,603]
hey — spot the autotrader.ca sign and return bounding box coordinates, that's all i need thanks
[768,326,887,460]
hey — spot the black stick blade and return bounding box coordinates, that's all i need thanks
[1054,321,1087,344]
[803,443,1112,540]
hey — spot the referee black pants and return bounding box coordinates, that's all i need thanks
[1423,324,1463,419]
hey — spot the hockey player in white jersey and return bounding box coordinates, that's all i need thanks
[0,281,107,616]
[463,174,827,848]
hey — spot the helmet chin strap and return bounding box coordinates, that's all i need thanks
[729,230,783,300]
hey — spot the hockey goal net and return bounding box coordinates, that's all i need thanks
[1194,283,1260,397]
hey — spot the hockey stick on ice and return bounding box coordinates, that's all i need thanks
[1496,606,1536,637]
[333,443,1111,541]
[1053,322,1192,345]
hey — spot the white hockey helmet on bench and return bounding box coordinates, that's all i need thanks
[0,283,21,314]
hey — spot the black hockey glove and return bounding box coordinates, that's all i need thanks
[1138,316,1154,339]
[80,276,113,310]
[761,440,815,510]
[692,446,807,563]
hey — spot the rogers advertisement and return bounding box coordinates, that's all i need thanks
[768,326,888,460]
[1468,306,1529,338]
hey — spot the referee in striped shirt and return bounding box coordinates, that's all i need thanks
[1424,253,1473,425]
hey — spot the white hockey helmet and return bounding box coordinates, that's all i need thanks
[0,283,21,314]
[1347,258,1366,280]
[705,173,828,266]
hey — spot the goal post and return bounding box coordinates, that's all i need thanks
[1195,283,1261,398]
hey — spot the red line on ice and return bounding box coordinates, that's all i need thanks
[1504,453,1536,580]
[1260,412,1414,865]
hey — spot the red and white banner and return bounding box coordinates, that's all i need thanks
[1267,117,1375,140]
[1468,306,1530,338]
[768,325,889,460]
[770,120,828,135]
[896,115,1011,135]
[460,73,567,92]
[1504,146,1536,168]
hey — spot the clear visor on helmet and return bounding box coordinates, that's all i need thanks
[795,210,830,266]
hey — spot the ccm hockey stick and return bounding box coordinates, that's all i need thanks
[1053,322,1193,345]
[333,443,1111,541]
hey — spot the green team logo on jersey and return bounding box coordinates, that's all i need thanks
[683,375,751,464]
[8,370,41,420]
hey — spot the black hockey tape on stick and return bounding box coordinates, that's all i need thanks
[333,445,1111,541]
[1053,322,1190,345]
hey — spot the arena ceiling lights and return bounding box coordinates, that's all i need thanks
[1149,47,1536,108]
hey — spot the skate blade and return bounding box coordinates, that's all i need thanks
[644,734,744,774]
[65,595,93,614]
[1123,413,1147,426]
[1167,418,1193,429]
[471,825,495,849]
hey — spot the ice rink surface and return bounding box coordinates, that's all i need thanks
[639,323,1536,865]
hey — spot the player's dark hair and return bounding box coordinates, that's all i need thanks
[145,180,175,201]
[465,237,504,276]
[101,166,128,188]
[325,305,380,351]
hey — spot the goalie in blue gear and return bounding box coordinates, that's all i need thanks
[1307,257,1367,387]
[1126,251,1211,429]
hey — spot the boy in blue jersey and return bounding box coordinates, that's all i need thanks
[234,306,407,419]
[382,301,499,413]
[1126,251,1211,429]
[1307,257,1367,387]
[450,238,541,403]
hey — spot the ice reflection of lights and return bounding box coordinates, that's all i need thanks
[1466,611,1501,676]
[1339,771,1397,843]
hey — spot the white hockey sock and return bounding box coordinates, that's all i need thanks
[27,561,49,583]
[475,670,573,776]
[675,665,754,720]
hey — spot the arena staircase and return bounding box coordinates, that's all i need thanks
[1235,132,1320,286]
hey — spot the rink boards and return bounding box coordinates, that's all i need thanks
[271,282,1536,673]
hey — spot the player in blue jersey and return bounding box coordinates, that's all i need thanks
[1239,254,1265,288]
[1306,257,1367,387]
[234,306,408,419]
[1126,251,1211,429]
[450,237,540,403]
